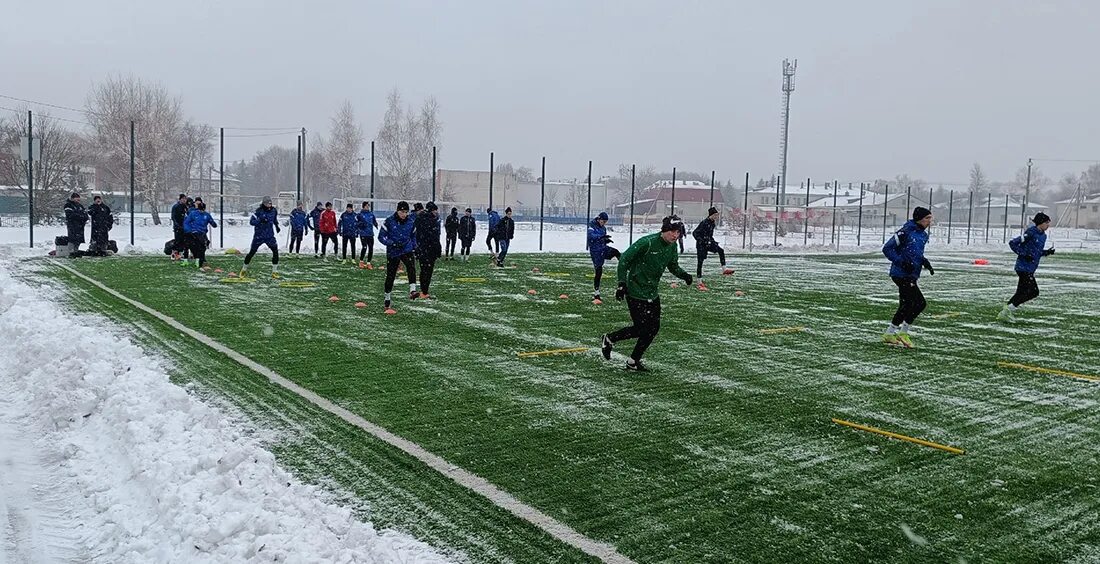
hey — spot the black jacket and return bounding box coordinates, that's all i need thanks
[415,211,442,260]
[692,218,715,245]
[458,215,476,241]
[444,212,460,237]
[495,216,515,241]
[171,201,188,229]
[89,202,113,235]
[64,200,89,244]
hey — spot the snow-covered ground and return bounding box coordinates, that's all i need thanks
[0,255,450,563]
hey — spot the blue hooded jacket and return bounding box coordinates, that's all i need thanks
[357,209,377,237]
[1009,225,1048,274]
[339,211,358,236]
[308,205,323,230]
[289,208,310,233]
[183,209,217,234]
[379,212,417,258]
[882,219,929,280]
[588,218,609,258]
[249,206,279,242]
[487,210,501,237]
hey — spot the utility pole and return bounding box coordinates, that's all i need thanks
[1021,157,1032,231]
[777,58,797,213]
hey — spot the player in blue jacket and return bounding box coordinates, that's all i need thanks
[881,207,935,348]
[339,204,359,262]
[357,201,378,266]
[378,200,418,313]
[1000,212,1055,321]
[288,201,310,254]
[587,212,621,304]
[241,196,281,278]
[182,201,218,268]
[308,202,323,256]
[485,208,501,257]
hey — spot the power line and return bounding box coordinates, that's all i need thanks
[223,126,302,131]
[223,130,301,138]
[0,93,104,117]
[0,104,92,126]
[1030,158,1100,164]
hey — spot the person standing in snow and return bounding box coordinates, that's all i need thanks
[881,207,935,348]
[357,201,378,267]
[339,203,358,263]
[458,208,476,261]
[999,212,1055,321]
[444,207,460,260]
[62,192,89,258]
[318,202,338,259]
[288,201,310,254]
[87,195,114,256]
[378,200,418,313]
[241,196,281,278]
[494,207,515,267]
[170,193,190,259]
[599,217,693,371]
[692,207,733,291]
[587,212,621,304]
[485,207,501,258]
[183,201,218,268]
[308,201,324,256]
[415,202,443,298]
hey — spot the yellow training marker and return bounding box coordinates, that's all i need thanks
[996,361,1100,383]
[759,326,806,335]
[278,281,317,288]
[219,277,255,284]
[930,311,963,319]
[516,347,590,358]
[831,418,965,455]
[455,277,487,283]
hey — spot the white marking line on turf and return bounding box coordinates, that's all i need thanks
[52,261,634,564]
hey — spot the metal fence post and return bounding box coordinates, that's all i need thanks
[966,191,973,245]
[629,164,636,244]
[856,182,864,246]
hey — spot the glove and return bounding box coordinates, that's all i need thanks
[921,258,934,276]
[615,282,627,301]
[276,225,281,233]
[684,275,693,286]
[603,235,613,243]
[1042,248,1055,257]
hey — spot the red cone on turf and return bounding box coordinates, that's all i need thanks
[735,290,745,297]
[384,308,397,315]
[592,298,603,305]
[559,294,569,299]
[354,301,366,308]
[228,272,238,278]
[329,295,340,302]
[670,282,679,289]
[527,289,537,295]
[214,268,223,273]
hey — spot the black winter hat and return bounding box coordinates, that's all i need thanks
[708,207,719,216]
[397,201,410,211]
[913,207,932,221]
[414,202,424,211]
[426,201,438,212]
[1033,212,1051,225]
[505,207,512,213]
[451,207,458,214]
[465,208,472,213]
[661,217,683,233]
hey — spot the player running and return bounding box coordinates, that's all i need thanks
[587,212,621,304]
[999,212,1055,321]
[692,207,733,291]
[881,207,935,348]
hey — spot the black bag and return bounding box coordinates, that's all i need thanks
[56,236,69,246]
[163,240,175,255]
[108,240,118,254]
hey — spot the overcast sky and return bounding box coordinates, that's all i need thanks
[2,0,1097,186]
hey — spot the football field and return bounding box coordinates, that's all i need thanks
[30,250,1100,563]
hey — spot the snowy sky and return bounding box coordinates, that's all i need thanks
[2,0,1097,184]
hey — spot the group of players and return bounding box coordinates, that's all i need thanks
[170,193,1057,371]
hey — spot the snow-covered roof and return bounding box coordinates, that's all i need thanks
[641,180,713,192]
[750,184,836,197]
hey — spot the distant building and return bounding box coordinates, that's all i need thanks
[436,169,517,212]
[1052,193,1100,228]
[934,195,1047,230]
[189,168,243,213]
[615,180,724,223]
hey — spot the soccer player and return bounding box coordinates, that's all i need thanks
[416,202,443,298]
[308,202,324,256]
[458,208,476,261]
[241,196,281,278]
[692,207,733,291]
[1000,212,1055,321]
[357,201,378,267]
[183,201,217,268]
[318,202,338,259]
[170,193,190,259]
[339,203,358,263]
[587,212,621,304]
[881,207,935,348]
[444,207,460,260]
[288,201,310,254]
[485,207,501,258]
[378,201,419,313]
[494,207,515,267]
[599,217,693,371]
[87,195,114,256]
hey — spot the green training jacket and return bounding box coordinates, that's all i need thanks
[616,232,690,301]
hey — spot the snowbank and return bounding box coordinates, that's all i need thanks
[0,259,450,563]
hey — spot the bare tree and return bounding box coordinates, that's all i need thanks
[1014,165,1049,198]
[564,185,586,216]
[241,145,298,197]
[968,163,987,193]
[376,89,443,199]
[515,166,534,182]
[86,76,185,224]
[320,101,364,199]
[0,110,88,223]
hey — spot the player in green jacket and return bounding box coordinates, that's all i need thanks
[600,217,693,371]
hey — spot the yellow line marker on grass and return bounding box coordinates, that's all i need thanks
[219,277,255,284]
[930,311,963,319]
[516,346,590,358]
[996,361,1100,383]
[759,326,806,335]
[455,277,487,283]
[831,418,965,455]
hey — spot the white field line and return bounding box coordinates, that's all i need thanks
[52,260,634,564]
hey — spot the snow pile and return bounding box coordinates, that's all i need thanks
[0,261,450,563]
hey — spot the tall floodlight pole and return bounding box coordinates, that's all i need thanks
[777,58,797,213]
[1021,158,1032,231]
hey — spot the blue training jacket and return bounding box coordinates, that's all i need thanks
[357,210,377,237]
[882,219,929,280]
[487,211,501,236]
[1009,225,1047,274]
[289,208,310,232]
[183,209,217,234]
[587,218,608,258]
[250,206,279,242]
[308,206,323,230]
[378,212,417,258]
[339,211,358,236]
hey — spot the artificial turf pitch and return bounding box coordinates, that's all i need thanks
[30,250,1100,563]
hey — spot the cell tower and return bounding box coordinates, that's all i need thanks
[777,58,797,211]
